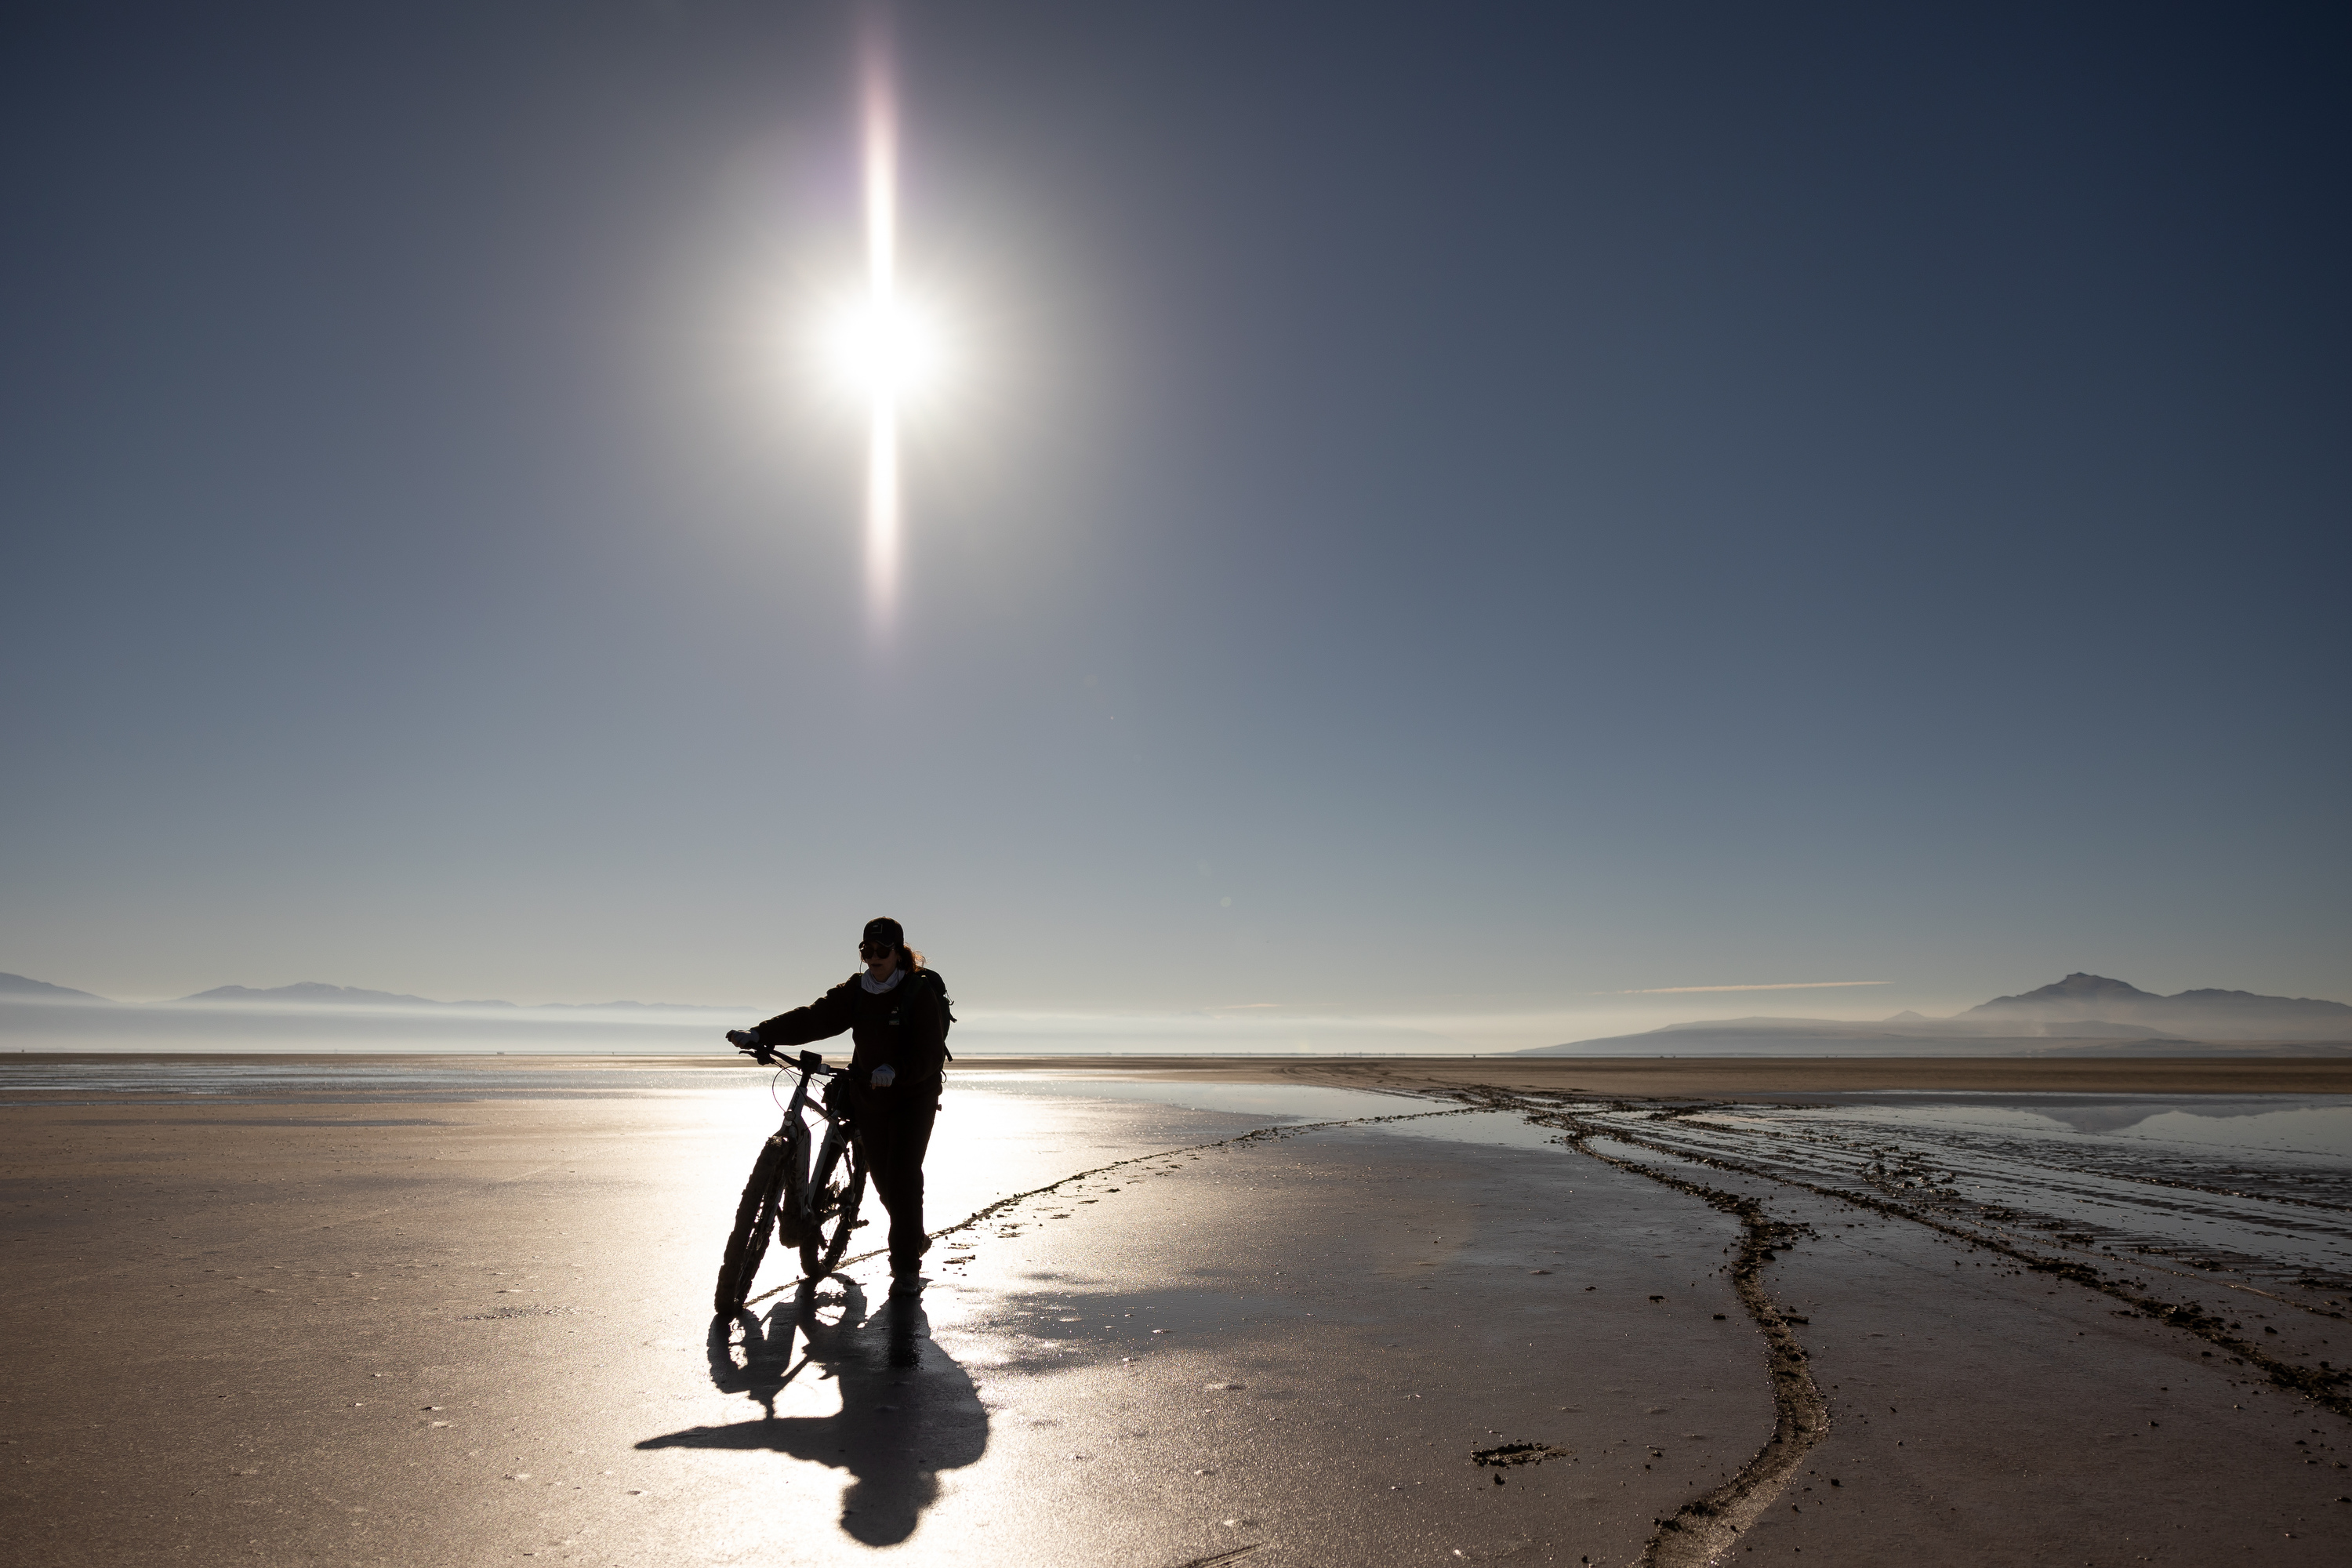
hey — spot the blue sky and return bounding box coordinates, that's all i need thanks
[2,2,2345,1048]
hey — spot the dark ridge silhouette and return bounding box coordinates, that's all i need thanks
[1976,972,2162,1007]
[169,982,728,1011]
[1521,973,2352,1054]
[0,971,109,1002]
[177,982,445,1007]
[1965,972,2352,1037]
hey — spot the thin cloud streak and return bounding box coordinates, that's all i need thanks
[1602,981,1893,995]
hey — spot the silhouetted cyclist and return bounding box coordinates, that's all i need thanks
[727,917,950,1293]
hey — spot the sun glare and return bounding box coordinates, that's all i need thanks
[822,297,947,406]
[815,45,949,634]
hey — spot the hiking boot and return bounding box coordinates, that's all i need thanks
[889,1270,925,1296]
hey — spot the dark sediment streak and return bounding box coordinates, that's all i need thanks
[1466,1087,2352,1420]
[1448,1087,1831,1565]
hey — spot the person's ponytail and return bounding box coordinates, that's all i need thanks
[902,947,927,971]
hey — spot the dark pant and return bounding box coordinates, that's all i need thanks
[851,1091,937,1272]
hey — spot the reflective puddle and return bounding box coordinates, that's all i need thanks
[1569,1092,2352,1298]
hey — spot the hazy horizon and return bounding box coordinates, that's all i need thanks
[8,963,2348,1058]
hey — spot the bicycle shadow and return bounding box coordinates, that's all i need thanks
[637,1279,989,1546]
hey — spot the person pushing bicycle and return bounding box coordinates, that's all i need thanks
[726,918,950,1292]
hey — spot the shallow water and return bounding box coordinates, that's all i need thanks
[949,1072,1427,1124]
[10,1058,2346,1301]
[1571,1091,2352,1299]
[950,1074,1590,1154]
[1779,1091,2352,1159]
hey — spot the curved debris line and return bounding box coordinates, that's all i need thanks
[1750,1111,2351,1218]
[1639,1110,2352,1417]
[1759,1118,2352,1315]
[1167,1544,1265,1567]
[743,1102,1477,1305]
[1466,1086,2352,1421]
[1675,1114,2352,1316]
[1166,1545,1265,1567]
[1942,1152,2352,1217]
[1446,1089,1829,1567]
[1617,1102,2352,1315]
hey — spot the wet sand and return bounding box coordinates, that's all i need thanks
[1006,1055,2352,1097]
[4,1056,2350,1564]
[20,1051,2352,1097]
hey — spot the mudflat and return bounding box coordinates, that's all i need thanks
[987,1054,2352,1097]
[26,1051,2352,1096]
[3,1056,2349,1565]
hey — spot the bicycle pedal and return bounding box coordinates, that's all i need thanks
[852,1219,870,1229]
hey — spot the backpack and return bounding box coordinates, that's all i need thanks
[913,967,956,1060]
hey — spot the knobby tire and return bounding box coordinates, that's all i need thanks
[713,1134,791,1315]
[799,1132,869,1279]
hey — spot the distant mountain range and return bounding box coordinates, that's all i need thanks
[180,982,463,1007]
[1517,972,2352,1056]
[0,971,108,1003]
[0,973,730,1013]
[1962,972,2352,1036]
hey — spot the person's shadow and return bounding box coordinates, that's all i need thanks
[637,1280,989,1546]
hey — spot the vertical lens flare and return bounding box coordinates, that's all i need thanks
[824,41,942,632]
[862,60,899,631]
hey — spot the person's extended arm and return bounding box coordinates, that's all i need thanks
[749,980,857,1050]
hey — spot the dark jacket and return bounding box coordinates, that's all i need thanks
[751,969,949,1094]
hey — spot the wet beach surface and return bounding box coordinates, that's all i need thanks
[3,1057,2350,1565]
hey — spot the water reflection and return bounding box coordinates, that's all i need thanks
[1595,1091,2352,1295]
[1789,1094,2352,1160]
[955,1073,1424,1123]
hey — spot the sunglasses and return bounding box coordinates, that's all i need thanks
[858,939,898,957]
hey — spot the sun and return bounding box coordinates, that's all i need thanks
[822,296,946,408]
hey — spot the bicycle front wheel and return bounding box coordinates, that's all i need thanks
[713,1131,793,1315]
[798,1129,869,1279]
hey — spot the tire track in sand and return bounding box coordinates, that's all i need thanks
[1454,1087,1831,1568]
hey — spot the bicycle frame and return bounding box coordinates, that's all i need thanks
[717,1046,871,1312]
[769,1051,856,1240]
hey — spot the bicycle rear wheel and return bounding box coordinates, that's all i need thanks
[798,1130,869,1279]
[713,1130,794,1315]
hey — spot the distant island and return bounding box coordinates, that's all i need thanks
[1516,973,2352,1057]
[0,971,108,1003]
[179,982,463,1007]
[0,973,732,1012]
[1962,972,2352,1036]
[0,970,747,1054]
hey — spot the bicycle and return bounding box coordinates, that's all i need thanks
[713,1046,870,1316]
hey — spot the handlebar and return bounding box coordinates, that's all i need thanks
[731,1037,840,1076]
